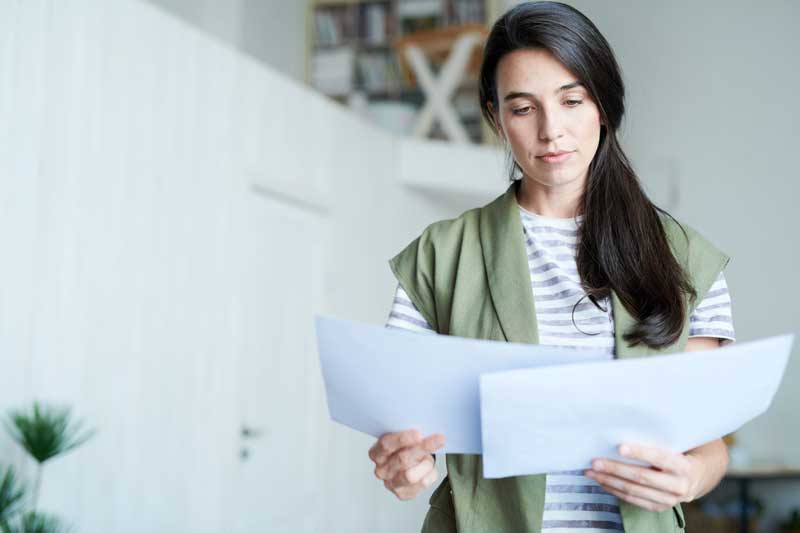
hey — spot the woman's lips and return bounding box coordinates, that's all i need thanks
[537,151,574,164]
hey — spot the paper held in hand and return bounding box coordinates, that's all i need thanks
[479,334,793,478]
[314,315,793,478]
[314,315,607,453]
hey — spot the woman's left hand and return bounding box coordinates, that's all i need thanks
[584,443,704,512]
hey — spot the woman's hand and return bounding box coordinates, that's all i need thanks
[584,338,728,511]
[584,441,723,512]
[368,429,446,501]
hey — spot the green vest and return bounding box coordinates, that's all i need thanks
[389,181,729,533]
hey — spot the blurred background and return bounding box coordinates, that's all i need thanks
[0,0,798,531]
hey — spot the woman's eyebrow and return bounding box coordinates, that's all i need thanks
[503,81,584,102]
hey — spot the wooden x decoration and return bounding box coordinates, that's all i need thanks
[403,31,485,143]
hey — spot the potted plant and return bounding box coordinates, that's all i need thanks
[0,466,25,532]
[780,508,800,533]
[0,401,94,532]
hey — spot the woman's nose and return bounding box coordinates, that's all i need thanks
[538,106,565,141]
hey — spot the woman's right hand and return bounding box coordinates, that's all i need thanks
[368,429,446,501]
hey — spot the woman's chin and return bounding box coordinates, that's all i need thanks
[522,171,585,189]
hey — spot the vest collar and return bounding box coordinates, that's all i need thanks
[479,181,539,345]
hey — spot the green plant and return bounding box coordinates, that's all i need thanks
[780,508,800,530]
[5,402,94,508]
[3,511,68,533]
[0,466,26,532]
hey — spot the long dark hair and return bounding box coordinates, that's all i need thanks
[478,1,696,349]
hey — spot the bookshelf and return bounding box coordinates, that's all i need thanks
[307,0,502,143]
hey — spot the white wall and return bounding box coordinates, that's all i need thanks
[144,0,310,83]
[503,0,800,529]
[0,1,496,531]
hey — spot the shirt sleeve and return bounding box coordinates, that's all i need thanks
[385,282,436,334]
[689,271,735,345]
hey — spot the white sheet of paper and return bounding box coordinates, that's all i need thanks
[479,334,794,479]
[314,315,608,452]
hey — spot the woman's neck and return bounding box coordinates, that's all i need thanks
[515,174,585,219]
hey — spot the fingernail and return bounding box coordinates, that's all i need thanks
[620,445,630,455]
[593,461,604,471]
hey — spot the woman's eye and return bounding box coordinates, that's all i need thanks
[513,100,582,115]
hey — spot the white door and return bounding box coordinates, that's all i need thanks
[228,188,327,532]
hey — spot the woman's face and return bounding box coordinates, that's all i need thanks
[490,48,602,190]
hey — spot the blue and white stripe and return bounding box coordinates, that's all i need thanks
[689,273,735,343]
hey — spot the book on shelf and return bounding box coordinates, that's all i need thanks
[314,11,339,46]
[450,0,485,25]
[357,52,402,93]
[360,3,389,45]
[312,46,355,95]
[314,6,357,47]
[396,0,443,18]
[397,0,443,34]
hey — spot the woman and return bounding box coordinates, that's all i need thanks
[368,2,734,532]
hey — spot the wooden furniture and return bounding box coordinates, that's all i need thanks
[393,23,489,142]
[307,0,501,143]
[392,22,487,87]
[724,466,800,533]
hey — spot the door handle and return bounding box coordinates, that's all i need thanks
[239,425,265,462]
[241,425,264,439]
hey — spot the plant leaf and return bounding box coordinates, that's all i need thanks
[3,511,69,533]
[0,466,25,524]
[5,402,94,465]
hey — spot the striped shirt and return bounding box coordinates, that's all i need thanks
[386,204,735,532]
